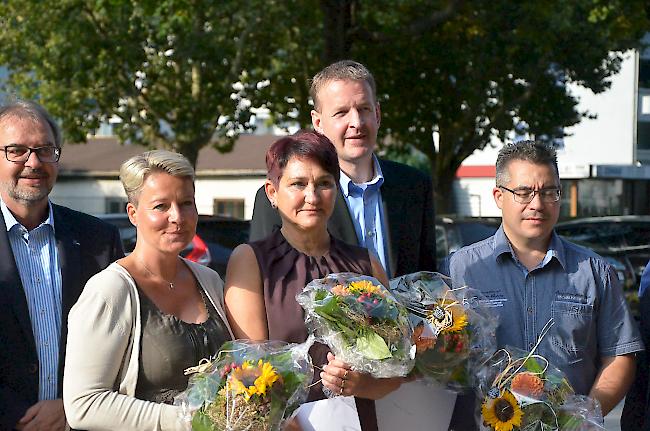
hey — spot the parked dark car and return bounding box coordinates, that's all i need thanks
[98,213,250,277]
[555,215,650,316]
[435,216,501,261]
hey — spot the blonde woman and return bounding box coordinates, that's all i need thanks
[63,150,233,430]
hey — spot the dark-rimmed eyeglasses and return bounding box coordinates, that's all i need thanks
[1,145,61,163]
[498,185,561,204]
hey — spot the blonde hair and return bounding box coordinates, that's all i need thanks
[119,150,194,204]
[310,60,377,111]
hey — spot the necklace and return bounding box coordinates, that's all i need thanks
[138,256,178,290]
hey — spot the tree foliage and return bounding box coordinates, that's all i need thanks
[0,0,648,211]
[0,0,279,166]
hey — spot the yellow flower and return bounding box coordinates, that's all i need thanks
[481,390,523,431]
[445,304,468,332]
[427,301,468,333]
[254,360,279,396]
[228,360,279,401]
[347,280,382,296]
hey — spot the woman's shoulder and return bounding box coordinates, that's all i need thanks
[183,258,225,284]
[82,263,135,303]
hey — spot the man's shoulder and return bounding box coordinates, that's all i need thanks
[556,234,613,270]
[52,204,119,233]
[450,235,496,262]
[378,158,430,180]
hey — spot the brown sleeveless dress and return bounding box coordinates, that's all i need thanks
[249,229,378,431]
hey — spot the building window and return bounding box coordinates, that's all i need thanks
[105,197,127,214]
[213,199,245,219]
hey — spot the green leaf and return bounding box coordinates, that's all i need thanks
[523,357,544,374]
[191,410,215,431]
[356,331,392,360]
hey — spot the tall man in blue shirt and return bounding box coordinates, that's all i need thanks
[444,140,642,428]
[249,60,436,277]
[0,100,123,430]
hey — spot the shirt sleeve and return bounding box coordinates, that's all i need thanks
[596,263,644,357]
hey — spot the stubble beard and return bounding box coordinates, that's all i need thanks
[0,179,52,207]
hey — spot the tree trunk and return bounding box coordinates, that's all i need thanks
[320,0,354,63]
[435,165,457,216]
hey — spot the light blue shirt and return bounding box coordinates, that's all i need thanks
[339,156,391,276]
[442,225,642,395]
[1,199,62,401]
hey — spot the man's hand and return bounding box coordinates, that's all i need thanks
[15,399,66,431]
[589,354,636,416]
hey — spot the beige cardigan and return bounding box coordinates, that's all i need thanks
[63,260,234,431]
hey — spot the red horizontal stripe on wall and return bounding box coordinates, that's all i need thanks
[455,165,496,178]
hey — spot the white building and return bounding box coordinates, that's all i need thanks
[454,35,650,218]
[51,135,271,219]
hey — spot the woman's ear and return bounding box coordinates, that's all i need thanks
[265,179,278,209]
[126,201,137,226]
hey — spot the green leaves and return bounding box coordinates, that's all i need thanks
[356,330,392,360]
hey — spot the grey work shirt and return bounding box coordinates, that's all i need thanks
[442,225,643,395]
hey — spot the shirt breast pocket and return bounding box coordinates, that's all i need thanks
[550,300,594,355]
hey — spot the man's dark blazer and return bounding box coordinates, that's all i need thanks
[249,158,436,276]
[0,203,124,430]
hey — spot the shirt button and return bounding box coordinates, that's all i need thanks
[40,309,46,315]
[527,307,533,313]
[529,343,534,349]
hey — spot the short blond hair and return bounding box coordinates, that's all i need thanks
[310,60,377,111]
[119,150,194,204]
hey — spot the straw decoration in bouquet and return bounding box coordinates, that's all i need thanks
[296,272,415,378]
[175,338,314,431]
[389,271,497,389]
[477,321,605,431]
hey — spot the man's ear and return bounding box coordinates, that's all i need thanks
[493,187,504,210]
[264,179,278,208]
[311,109,323,133]
[375,102,381,128]
[126,202,137,226]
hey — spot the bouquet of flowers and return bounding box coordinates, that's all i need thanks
[389,271,497,389]
[477,342,605,431]
[175,339,313,431]
[296,272,415,378]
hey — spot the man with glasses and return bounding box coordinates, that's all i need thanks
[0,100,123,430]
[442,140,642,429]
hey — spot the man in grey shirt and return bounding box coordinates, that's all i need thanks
[443,140,642,427]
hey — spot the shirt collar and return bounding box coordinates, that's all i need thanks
[493,224,566,270]
[1,198,55,233]
[339,155,384,197]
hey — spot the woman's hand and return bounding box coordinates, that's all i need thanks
[320,352,407,400]
[283,417,303,431]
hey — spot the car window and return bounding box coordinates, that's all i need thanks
[621,223,650,247]
[195,218,250,250]
[555,224,622,248]
[457,223,498,246]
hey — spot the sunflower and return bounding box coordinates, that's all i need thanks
[228,360,280,401]
[347,280,382,296]
[481,389,523,431]
[445,304,468,332]
[427,301,468,333]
